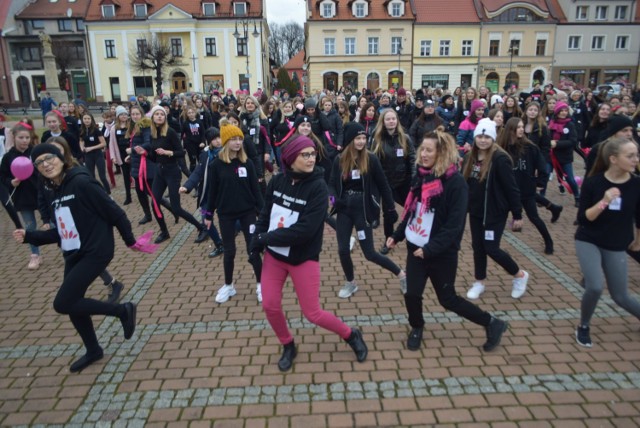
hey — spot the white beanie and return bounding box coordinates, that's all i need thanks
[474,118,497,141]
[490,95,504,107]
[149,105,166,118]
[115,105,128,118]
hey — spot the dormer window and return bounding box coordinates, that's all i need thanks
[320,1,335,18]
[134,4,147,18]
[234,2,246,16]
[390,1,403,17]
[102,4,115,18]
[353,1,367,18]
[203,2,216,16]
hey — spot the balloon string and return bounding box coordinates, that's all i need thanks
[6,188,17,207]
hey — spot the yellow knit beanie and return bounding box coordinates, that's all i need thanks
[220,123,244,146]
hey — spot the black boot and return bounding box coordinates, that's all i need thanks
[544,239,554,255]
[548,204,563,223]
[278,341,297,372]
[120,302,137,340]
[407,327,423,351]
[154,231,170,244]
[483,317,508,352]
[209,244,224,258]
[345,328,368,362]
[70,348,104,373]
[194,228,208,243]
[138,215,152,225]
[106,280,124,304]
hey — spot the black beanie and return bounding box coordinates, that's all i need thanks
[441,94,453,105]
[30,143,64,163]
[606,114,633,138]
[343,122,366,148]
[293,115,312,129]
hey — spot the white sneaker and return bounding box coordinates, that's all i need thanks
[399,275,407,294]
[349,236,356,252]
[338,281,358,298]
[511,271,529,299]
[215,284,236,303]
[256,283,262,303]
[466,282,485,300]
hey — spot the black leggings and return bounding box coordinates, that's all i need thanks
[469,215,519,280]
[151,164,202,231]
[134,175,173,232]
[84,150,111,194]
[404,250,491,328]
[53,255,124,353]
[0,183,22,228]
[521,197,552,246]
[383,183,409,239]
[118,151,132,201]
[184,141,200,173]
[337,194,401,282]
[218,213,262,285]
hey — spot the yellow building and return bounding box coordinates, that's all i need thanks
[305,0,414,92]
[85,0,269,102]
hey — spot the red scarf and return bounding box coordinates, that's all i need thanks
[401,163,457,221]
[548,117,570,141]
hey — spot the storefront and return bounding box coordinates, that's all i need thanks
[555,68,634,90]
[558,69,586,90]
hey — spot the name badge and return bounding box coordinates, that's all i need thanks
[200,114,204,120]
[485,230,495,241]
[238,167,247,177]
[89,137,95,141]
[351,169,360,180]
[195,123,200,127]
[396,148,404,157]
[395,106,400,111]
[608,197,622,211]
[116,130,122,135]
[357,230,366,240]
[250,128,256,136]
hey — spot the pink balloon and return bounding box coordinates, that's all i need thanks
[575,176,583,187]
[10,156,34,181]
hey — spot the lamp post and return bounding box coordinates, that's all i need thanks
[506,39,517,92]
[233,18,260,92]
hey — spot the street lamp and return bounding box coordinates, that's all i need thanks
[506,39,517,92]
[233,18,260,92]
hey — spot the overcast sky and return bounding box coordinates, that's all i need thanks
[266,0,306,26]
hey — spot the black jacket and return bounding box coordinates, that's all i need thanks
[551,121,578,165]
[392,172,467,258]
[41,130,81,160]
[240,111,269,176]
[409,115,443,149]
[506,143,548,199]
[182,147,220,209]
[396,102,415,132]
[25,167,135,260]
[525,123,552,164]
[584,122,608,149]
[371,132,416,190]
[254,167,328,265]
[0,146,38,211]
[319,109,344,158]
[328,152,396,227]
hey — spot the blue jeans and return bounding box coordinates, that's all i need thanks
[561,162,580,198]
[19,210,40,255]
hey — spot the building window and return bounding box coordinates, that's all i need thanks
[536,39,546,56]
[354,2,365,17]
[489,40,500,56]
[390,1,402,17]
[134,4,147,17]
[133,76,154,96]
[422,74,449,89]
[575,6,588,20]
[203,2,216,16]
[322,3,334,18]
[32,20,44,29]
[368,37,379,55]
[105,39,116,58]
[136,39,147,55]
[591,36,604,51]
[568,36,581,50]
[102,5,115,18]
[391,37,402,55]
[615,35,629,50]
[76,19,85,31]
[58,19,73,31]
[614,6,627,20]
[439,40,450,56]
[420,40,431,57]
[171,38,183,56]
[110,77,121,101]
[345,37,355,55]
[509,39,520,56]
[205,38,217,56]
[234,2,246,16]
[462,40,473,56]
[324,38,335,55]
[595,6,607,20]
[237,37,247,56]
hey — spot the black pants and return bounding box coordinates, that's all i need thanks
[134,175,173,232]
[383,183,409,239]
[118,149,132,201]
[522,197,553,246]
[184,141,200,173]
[469,215,519,280]
[84,150,111,194]
[218,213,262,285]
[404,249,491,328]
[0,183,22,228]
[53,254,124,354]
[151,163,202,231]
[337,193,401,282]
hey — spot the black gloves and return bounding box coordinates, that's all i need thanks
[249,232,267,254]
[385,209,399,224]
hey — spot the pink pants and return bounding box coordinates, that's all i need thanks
[261,252,352,345]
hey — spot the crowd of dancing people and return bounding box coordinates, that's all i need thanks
[1,81,639,373]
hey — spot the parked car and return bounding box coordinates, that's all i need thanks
[596,83,623,97]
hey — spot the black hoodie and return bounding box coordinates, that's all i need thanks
[254,167,328,265]
[24,167,135,261]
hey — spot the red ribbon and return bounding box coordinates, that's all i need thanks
[550,149,574,195]
[138,154,163,218]
[324,131,338,148]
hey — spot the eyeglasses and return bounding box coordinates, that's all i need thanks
[298,151,317,160]
[34,154,57,168]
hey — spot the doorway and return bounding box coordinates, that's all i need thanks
[172,72,187,94]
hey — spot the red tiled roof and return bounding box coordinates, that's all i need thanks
[86,0,264,22]
[415,0,479,23]
[308,0,414,20]
[17,0,90,19]
[283,49,304,69]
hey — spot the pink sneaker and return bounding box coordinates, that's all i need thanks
[28,254,41,270]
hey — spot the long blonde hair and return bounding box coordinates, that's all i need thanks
[462,136,507,182]
[419,127,459,177]
[150,110,169,138]
[218,117,248,164]
[371,108,409,158]
[339,141,369,178]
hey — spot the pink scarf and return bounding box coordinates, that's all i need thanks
[401,163,457,221]
[548,117,570,140]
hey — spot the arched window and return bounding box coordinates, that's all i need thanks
[485,72,499,93]
[366,72,379,91]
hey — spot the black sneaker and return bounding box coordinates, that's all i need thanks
[138,215,152,225]
[154,231,170,244]
[576,325,592,348]
[559,185,565,194]
[208,246,224,258]
[120,302,137,340]
[194,229,209,243]
[380,245,390,255]
[483,317,508,352]
[549,204,563,223]
[70,348,104,373]
[345,328,368,362]
[278,341,297,372]
[407,327,423,351]
[107,280,124,304]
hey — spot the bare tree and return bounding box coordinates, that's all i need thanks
[268,22,304,67]
[129,37,185,95]
[51,40,80,91]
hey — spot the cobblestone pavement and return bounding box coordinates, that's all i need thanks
[1,172,639,427]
